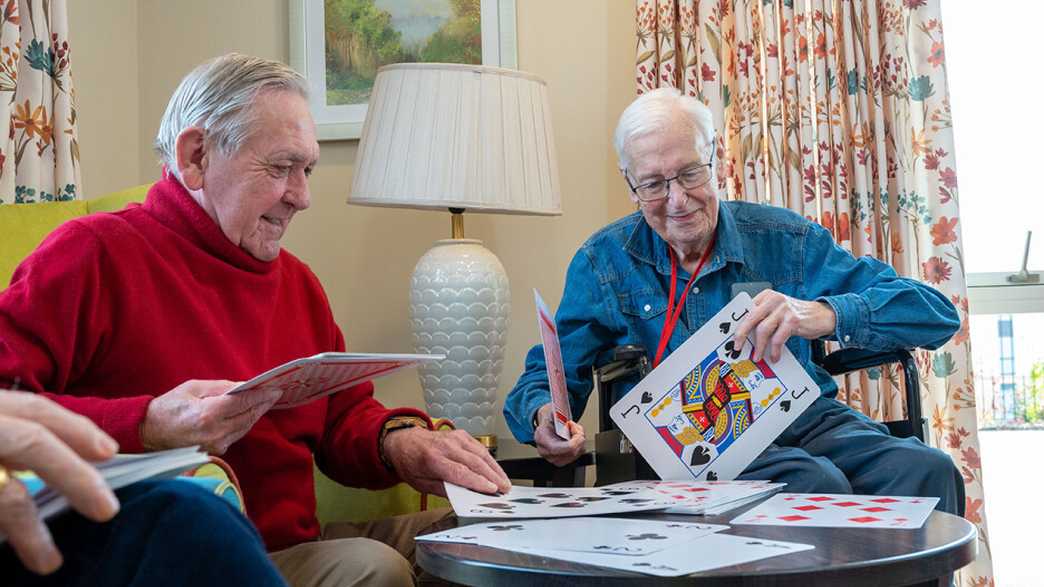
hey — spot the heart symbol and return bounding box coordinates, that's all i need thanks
[718,321,731,334]
[706,471,718,481]
[640,391,653,404]
[690,445,711,466]
[780,400,791,412]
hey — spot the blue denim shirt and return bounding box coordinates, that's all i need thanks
[503,200,960,444]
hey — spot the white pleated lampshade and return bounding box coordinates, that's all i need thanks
[348,63,562,216]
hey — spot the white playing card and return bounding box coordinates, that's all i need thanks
[227,352,444,409]
[534,289,571,440]
[731,493,940,529]
[521,532,814,577]
[444,482,669,518]
[417,517,727,557]
[602,479,785,515]
[610,292,821,481]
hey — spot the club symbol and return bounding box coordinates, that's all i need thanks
[718,321,731,334]
[779,400,791,412]
[640,391,653,404]
[690,445,711,466]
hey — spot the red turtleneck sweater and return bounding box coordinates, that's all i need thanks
[0,176,429,551]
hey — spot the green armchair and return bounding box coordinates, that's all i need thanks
[0,184,448,526]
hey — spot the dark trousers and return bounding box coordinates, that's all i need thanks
[3,479,287,587]
[739,397,964,515]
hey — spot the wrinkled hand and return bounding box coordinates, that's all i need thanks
[733,289,837,363]
[382,427,511,496]
[140,380,282,455]
[0,391,120,575]
[534,403,586,467]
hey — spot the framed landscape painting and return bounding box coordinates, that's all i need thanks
[290,0,518,140]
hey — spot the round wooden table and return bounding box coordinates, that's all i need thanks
[416,504,977,586]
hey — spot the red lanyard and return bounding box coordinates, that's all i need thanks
[653,233,716,368]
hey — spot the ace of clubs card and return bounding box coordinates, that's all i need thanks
[610,292,820,481]
[534,289,571,440]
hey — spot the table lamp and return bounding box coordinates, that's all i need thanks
[348,63,561,452]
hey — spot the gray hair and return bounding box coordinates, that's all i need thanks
[613,87,715,172]
[154,53,308,173]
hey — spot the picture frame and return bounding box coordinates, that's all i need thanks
[289,0,518,141]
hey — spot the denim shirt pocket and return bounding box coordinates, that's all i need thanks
[618,288,667,319]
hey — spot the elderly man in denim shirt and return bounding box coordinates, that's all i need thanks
[503,87,962,514]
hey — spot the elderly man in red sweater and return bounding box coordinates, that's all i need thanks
[0,53,510,586]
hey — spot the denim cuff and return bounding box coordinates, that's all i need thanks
[521,391,551,444]
[817,293,870,348]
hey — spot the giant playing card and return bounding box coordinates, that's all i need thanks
[610,293,820,481]
[534,289,571,440]
[227,352,443,409]
[731,493,939,529]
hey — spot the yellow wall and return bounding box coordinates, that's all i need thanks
[70,0,635,443]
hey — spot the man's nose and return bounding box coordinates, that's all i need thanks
[666,178,688,205]
[285,169,311,211]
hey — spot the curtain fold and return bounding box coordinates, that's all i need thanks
[636,1,992,583]
[0,0,79,204]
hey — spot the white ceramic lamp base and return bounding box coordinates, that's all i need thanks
[409,239,510,443]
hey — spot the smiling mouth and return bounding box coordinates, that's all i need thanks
[668,210,700,220]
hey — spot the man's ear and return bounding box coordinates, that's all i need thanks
[174,127,207,190]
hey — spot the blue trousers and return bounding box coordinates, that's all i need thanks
[3,479,287,587]
[738,397,964,515]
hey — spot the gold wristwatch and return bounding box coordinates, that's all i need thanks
[378,415,430,470]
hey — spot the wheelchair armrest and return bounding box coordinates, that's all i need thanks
[817,347,915,376]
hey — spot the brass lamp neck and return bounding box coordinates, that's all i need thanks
[449,207,465,239]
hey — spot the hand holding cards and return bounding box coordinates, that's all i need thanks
[227,352,444,409]
[610,292,821,481]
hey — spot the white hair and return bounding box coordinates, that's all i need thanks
[613,87,715,172]
[154,53,308,174]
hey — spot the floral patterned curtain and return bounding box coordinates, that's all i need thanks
[0,0,79,204]
[636,0,992,583]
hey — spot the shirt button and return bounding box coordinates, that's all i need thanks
[643,304,652,312]
[692,286,700,294]
[843,335,851,343]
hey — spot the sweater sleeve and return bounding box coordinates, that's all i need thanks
[314,321,433,489]
[0,221,154,452]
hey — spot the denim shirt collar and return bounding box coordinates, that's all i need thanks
[622,200,747,277]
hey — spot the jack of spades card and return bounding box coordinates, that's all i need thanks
[610,293,821,481]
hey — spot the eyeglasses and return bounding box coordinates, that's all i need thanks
[624,149,715,203]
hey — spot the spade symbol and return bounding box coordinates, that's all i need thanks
[718,321,731,334]
[780,400,791,413]
[690,445,711,466]
[640,391,653,404]
[723,340,742,360]
[706,471,718,481]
